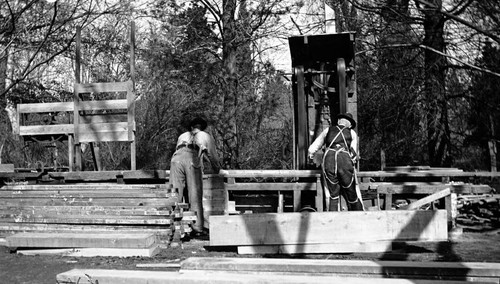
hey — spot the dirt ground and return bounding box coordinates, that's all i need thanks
[1,228,500,284]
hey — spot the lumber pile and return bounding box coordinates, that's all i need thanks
[209,210,448,254]
[56,257,500,283]
[0,183,196,248]
[456,194,500,231]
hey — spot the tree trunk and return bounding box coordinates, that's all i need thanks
[420,0,450,166]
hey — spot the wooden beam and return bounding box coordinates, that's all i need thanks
[7,232,157,248]
[402,188,451,210]
[377,184,492,195]
[209,210,448,246]
[74,81,132,94]
[17,244,160,257]
[180,257,500,281]
[18,102,74,113]
[225,182,317,191]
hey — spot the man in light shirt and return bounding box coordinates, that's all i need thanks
[308,113,363,211]
[170,117,221,237]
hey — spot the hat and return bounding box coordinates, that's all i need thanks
[337,113,356,129]
[189,117,208,131]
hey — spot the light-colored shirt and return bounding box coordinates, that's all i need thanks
[176,129,221,171]
[308,127,358,159]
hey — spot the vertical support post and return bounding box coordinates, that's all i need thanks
[73,27,82,172]
[315,175,324,212]
[337,58,347,114]
[293,189,301,212]
[129,21,136,170]
[294,65,307,170]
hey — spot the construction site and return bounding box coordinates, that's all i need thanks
[1,24,500,283]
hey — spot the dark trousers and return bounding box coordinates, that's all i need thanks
[323,150,363,211]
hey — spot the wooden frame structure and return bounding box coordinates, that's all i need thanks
[16,22,137,171]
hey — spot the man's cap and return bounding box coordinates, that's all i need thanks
[337,113,356,129]
[189,117,208,130]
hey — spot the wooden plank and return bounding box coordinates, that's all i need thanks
[19,124,73,136]
[0,164,15,172]
[56,269,480,284]
[17,244,160,257]
[225,182,317,191]
[1,184,169,191]
[75,81,132,94]
[78,130,129,142]
[209,210,448,246]
[0,206,173,216]
[80,113,127,124]
[78,99,128,111]
[180,257,500,280]
[377,184,492,195]
[0,223,172,236]
[0,191,174,198]
[18,102,74,113]
[402,188,451,210]
[3,216,172,225]
[6,232,157,248]
[237,241,393,254]
[0,198,176,207]
[220,169,321,178]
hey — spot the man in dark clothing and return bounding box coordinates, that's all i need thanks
[170,117,221,235]
[308,113,363,211]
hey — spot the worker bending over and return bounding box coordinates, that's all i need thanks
[308,113,363,211]
[170,117,221,237]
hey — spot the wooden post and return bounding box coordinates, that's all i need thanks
[74,27,82,172]
[129,21,136,170]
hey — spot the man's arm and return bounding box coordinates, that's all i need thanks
[308,128,328,159]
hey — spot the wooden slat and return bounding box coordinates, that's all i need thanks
[225,182,317,191]
[0,198,176,207]
[1,184,169,191]
[80,114,127,123]
[209,210,448,246]
[403,188,451,210]
[377,184,492,195]
[0,191,173,198]
[7,232,157,248]
[78,99,128,111]
[18,102,74,113]
[19,124,73,136]
[3,216,172,225]
[78,130,130,142]
[0,206,172,216]
[74,81,132,93]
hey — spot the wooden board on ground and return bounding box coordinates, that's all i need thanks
[180,257,500,283]
[56,268,485,284]
[6,232,157,248]
[209,210,448,247]
[16,244,160,257]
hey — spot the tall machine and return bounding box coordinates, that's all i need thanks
[288,32,357,170]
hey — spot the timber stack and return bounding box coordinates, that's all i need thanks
[0,182,195,252]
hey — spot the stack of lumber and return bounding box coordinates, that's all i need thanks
[456,193,500,231]
[56,257,500,283]
[209,210,448,255]
[0,183,195,247]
